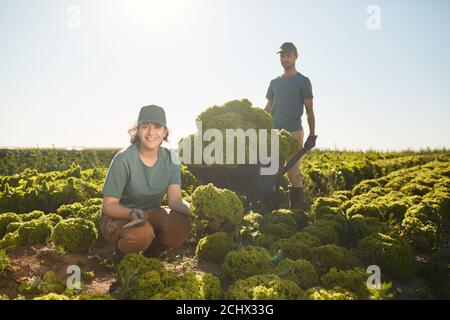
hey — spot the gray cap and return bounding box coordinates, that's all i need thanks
[138,105,166,126]
[277,42,298,54]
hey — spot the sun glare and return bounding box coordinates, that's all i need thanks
[109,0,190,30]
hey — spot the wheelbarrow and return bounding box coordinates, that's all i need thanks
[187,138,316,215]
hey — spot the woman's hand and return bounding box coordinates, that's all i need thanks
[167,184,192,218]
[129,208,147,220]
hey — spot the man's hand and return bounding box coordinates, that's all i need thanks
[304,98,316,139]
[264,100,272,114]
[304,135,318,150]
[129,208,146,221]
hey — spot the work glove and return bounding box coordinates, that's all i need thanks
[304,135,318,150]
[129,208,146,220]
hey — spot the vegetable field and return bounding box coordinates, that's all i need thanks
[0,146,449,300]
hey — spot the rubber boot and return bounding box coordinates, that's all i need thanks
[288,186,301,209]
[143,241,166,258]
[111,244,125,266]
[109,245,125,295]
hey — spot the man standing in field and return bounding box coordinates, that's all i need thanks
[265,42,317,209]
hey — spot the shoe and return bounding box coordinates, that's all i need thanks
[288,186,301,209]
[143,241,166,258]
[108,245,125,295]
[111,245,125,266]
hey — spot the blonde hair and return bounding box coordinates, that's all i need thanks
[128,121,169,144]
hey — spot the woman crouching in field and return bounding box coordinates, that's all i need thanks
[99,105,192,263]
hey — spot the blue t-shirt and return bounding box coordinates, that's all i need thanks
[266,72,313,132]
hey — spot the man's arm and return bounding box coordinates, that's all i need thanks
[264,100,272,114]
[304,98,315,136]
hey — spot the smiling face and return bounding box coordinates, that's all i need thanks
[280,51,297,70]
[137,122,167,150]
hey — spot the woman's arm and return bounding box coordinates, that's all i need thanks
[167,184,191,217]
[102,196,133,219]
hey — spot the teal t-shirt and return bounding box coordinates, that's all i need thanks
[102,141,181,210]
[266,72,313,132]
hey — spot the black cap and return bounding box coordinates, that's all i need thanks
[277,42,298,54]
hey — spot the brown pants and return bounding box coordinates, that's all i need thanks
[99,208,192,255]
[286,129,305,188]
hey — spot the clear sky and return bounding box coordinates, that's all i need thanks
[1,0,449,151]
